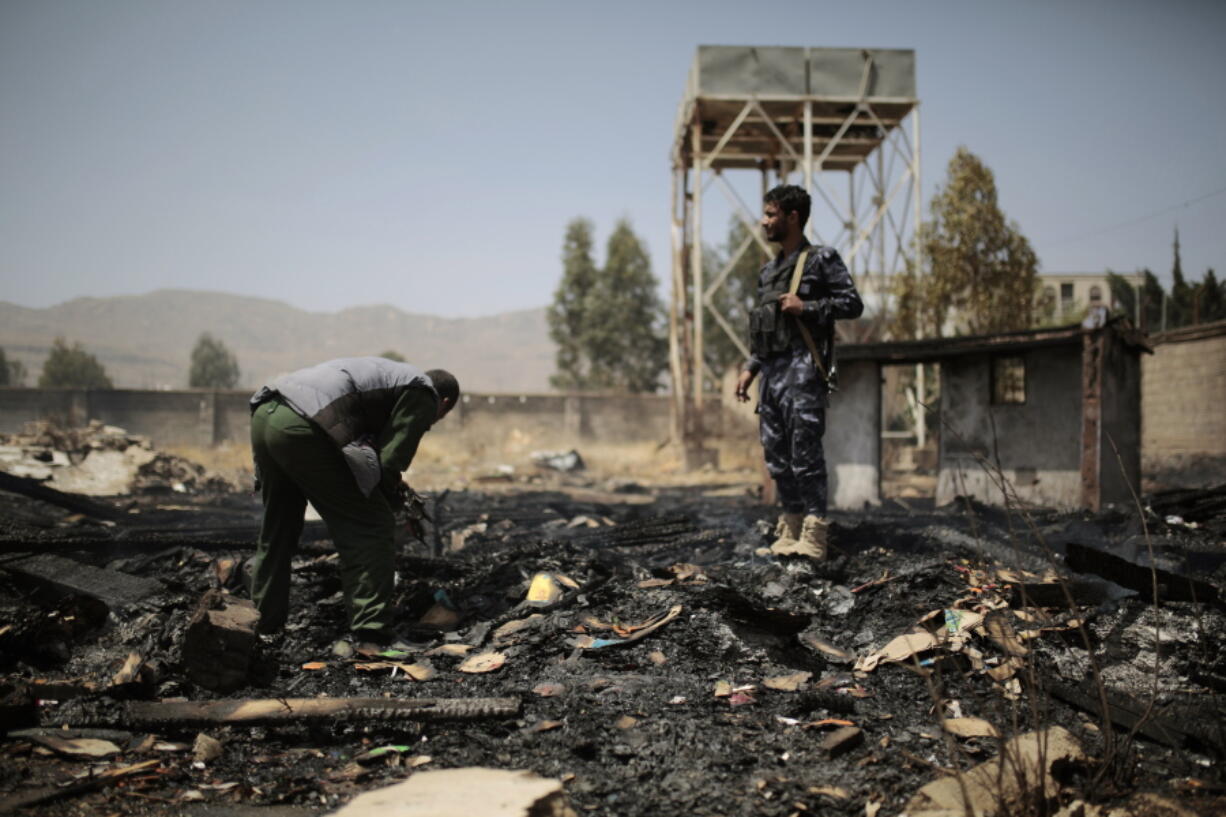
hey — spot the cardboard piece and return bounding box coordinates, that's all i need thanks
[855,608,985,672]
[763,671,812,692]
[458,652,506,674]
[329,767,576,817]
[942,717,1000,739]
[906,726,1083,817]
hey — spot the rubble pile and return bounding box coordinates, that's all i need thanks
[0,481,1222,816]
[1151,483,1226,538]
[0,420,234,496]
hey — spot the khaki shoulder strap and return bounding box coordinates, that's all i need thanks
[785,249,829,383]
[788,249,809,295]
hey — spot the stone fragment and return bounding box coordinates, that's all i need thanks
[192,732,222,763]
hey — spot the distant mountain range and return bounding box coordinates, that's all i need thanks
[0,290,555,393]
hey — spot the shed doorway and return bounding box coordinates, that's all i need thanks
[880,363,940,504]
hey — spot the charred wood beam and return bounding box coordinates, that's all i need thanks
[1005,580,1116,609]
[1148,483,1226,522]
[0,522,334,555]
[0,535,254,555]
[58,696,522,729]
[1064,542,1221,607]
[0,552,162,609]
[566,515,696,546]
[0,759,159,812]
[1045,680,1222,756]
[0,471,121,520]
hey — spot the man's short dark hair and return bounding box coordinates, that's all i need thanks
[426,369,459,405]
[764,184,811,229]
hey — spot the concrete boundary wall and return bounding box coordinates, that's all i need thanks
[0,388,690,449]
[1141,319,1226,487]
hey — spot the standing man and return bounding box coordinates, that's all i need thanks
[248,357,459,647]
[735,185,863,560]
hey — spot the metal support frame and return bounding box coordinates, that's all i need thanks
[669,48,920,456]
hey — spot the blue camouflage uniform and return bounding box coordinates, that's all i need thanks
[745,240,863,516]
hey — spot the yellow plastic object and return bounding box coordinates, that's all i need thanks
[525,573,563,607]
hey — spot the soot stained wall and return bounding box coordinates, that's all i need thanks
[936,346,1083,508]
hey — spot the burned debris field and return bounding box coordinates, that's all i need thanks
[1,467,1225,816]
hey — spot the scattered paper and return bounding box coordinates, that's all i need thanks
[571,605,682,649]
[30,735,121,758]
[942,717,1000,739]
[763,671,812,692]
[458,651,506,673]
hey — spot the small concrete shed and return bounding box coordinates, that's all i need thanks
[828,311,1149,511]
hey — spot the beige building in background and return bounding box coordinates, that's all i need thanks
[1038,271,1145,324]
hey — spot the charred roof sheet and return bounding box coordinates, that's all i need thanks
[841,318,1150,364]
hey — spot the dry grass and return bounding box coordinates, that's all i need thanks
[410,426,760,490]
[164,426,762,494]
[162,441,254,489]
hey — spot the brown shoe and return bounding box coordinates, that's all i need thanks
[773,515,828,560]
[798,515,829,560]
[768,513,804,554]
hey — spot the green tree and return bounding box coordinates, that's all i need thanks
[1137,269,1166,331]
[39,337,113,388]
[1199,269,1225,323]
[893,147,1038,338]
[1106,271,1136,321]
[1169,228,1193,328]
[584,219,668,392]
[378,350,406,362]
[188,333,240,389]
[547,218,599,389]
[1,350,26,386]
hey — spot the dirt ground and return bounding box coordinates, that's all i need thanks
[1,452,1224,816]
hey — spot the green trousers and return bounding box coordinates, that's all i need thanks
[249,398,397,636]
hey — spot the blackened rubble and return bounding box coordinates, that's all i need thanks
[1,480,1224,816]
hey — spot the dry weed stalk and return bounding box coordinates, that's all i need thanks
[924,409,1169,810]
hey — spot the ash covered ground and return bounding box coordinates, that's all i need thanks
[1,469,1224,816]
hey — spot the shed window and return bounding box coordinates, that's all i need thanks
[991,356,1026,404]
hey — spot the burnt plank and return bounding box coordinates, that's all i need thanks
[0,471,121,520]
[0,552,161,609]
[1064,541,1220,606]
[1046,680,1192,751]
[1005,579,1115,608]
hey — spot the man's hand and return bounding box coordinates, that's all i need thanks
[396,481,431,543]
[734,369,756,403]
[778,293,805,315]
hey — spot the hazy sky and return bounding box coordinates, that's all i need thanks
[2,0,1224,317]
